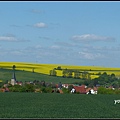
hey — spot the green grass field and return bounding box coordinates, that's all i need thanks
[0,93,120,118]
[0,68,84,84]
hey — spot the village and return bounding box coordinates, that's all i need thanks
[0,68,118,94]
[0,79,99,94]
[0,64,120,94]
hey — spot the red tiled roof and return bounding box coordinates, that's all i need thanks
[73,85,86,94]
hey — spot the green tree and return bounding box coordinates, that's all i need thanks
[49,69,57,76]
[97,86,108,94]
[19,86,27,92]
[62,69,68,78]
[68,85,73,91]
[82,71,88,80]
[57,66,62,70]
[62,87,69,93]
[24,84,35,92]
[12,65,16,70]
[0,82,4,88]
[45,87,53,93]
[74,71,81,79]
[9,84,22,92]
[112,82,119,89]
[40,86,52,93]
[62,69,73,78]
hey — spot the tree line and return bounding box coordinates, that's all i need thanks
[50,67,120,88]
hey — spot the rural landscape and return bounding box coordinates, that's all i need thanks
[0,62,120,118]
[1,1,120,119]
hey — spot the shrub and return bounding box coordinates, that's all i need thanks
[45,87,53,93]
[114,89,120,94]
[62,88,69,93]
[97,87,108,94]
[76,91,80,94]
[41,87,47,93]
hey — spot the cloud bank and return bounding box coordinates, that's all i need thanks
[72,34,115,42]
[0,35,30,42]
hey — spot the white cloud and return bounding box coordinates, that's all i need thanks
[72,34,115,42]
[34,22,47,28]
[0,36,18,41]
[0,35,30,42]
[51,45,61,49]
[79,51,104,60]
[54,42,76,47]
[0,42,119,67]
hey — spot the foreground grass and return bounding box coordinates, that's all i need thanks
[0,93,120,118]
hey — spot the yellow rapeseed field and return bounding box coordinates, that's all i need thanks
[0,62,120,79]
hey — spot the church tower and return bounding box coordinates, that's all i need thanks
[11,65,16,86]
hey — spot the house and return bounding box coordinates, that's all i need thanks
[86,87,98,94]
[15,81,23,86]
[3,84,8,87]
[108,86,115,90]
[73,85,86,94]
[0,87,9,92]
[59,89,63,93]
[71,88,76,93]
[62,84,70,88]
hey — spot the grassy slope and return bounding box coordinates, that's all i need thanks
[0,68,84,84]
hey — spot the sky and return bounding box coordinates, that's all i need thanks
[0,1,120,67]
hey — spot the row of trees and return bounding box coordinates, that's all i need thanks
[49,68,92,80]
[50,68,120,83]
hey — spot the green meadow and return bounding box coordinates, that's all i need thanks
[0,68,84,84]
[0,93,120,118]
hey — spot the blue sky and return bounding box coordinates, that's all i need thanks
[0,1,120,67]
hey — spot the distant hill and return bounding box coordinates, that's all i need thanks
[0,62,120,83]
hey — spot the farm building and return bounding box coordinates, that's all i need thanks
[73,85,87,94]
